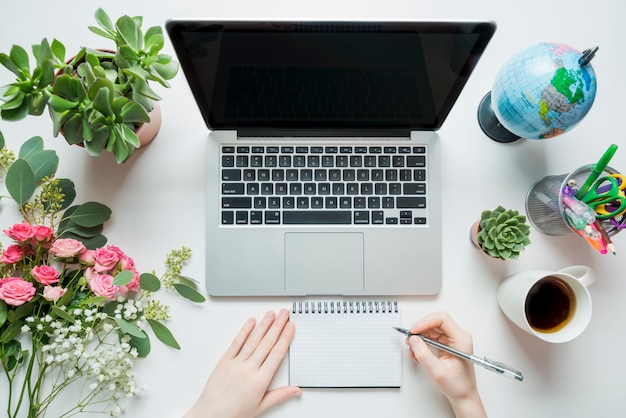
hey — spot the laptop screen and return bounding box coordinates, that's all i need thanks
[166,21,496,132]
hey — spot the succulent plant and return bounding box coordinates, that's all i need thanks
[0,8,179,163]
[475,205,531,260]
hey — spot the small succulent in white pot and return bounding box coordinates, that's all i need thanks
[471,205,531,260]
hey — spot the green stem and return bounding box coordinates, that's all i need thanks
[2,345,17,418]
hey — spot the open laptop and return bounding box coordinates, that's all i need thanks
[166,20,496,296]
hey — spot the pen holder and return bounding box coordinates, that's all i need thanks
[525,165,623,236]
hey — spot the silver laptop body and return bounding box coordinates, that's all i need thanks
[166,20,496,296]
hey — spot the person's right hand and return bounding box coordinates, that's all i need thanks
[405,311,487,418]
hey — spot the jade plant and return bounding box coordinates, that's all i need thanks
[0,8,179,163]
[475,205,531,260]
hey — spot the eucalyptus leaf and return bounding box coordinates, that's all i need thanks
[129,330,151,358]
[139,273,161,292]
[63,201,112,227]
[55,178,76,210]
[24,150,59,182]
[18,135,44,159]
[147,319,180,350]
[58,222,103,238]
[112,270,134,286]
[6,158,36,205]
[0,130,4,149]
[57,232,107,250]
[178,275,200,285]
[173,283,206,303]
[114,317,146,339]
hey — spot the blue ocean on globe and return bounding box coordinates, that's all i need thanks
[491,43,597,139]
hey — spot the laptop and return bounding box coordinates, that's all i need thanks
[166,20,496,296]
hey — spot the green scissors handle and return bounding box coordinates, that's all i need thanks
[581,176,626,219]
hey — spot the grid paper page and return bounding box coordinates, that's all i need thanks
[289,301,402,388]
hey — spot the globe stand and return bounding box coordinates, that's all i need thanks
[477,92,521,143]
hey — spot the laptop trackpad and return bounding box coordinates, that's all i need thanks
[285,232,364,292]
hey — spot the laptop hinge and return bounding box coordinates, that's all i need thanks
[237,128,411,138]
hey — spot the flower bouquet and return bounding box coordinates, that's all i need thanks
[0,131,205,417]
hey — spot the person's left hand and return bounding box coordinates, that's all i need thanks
[185,309,302,418]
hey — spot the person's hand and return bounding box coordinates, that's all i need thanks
[185,309,302,418]
[405,311,487,418]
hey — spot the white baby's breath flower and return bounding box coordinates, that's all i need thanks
[25,316,35,323]
[21,325,30,333]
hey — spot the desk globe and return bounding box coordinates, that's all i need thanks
[478,43,598,143]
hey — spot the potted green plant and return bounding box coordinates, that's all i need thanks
[470,205,531,260]
[0,8,179,163]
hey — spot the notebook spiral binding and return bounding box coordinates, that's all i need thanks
[292,300,398,314]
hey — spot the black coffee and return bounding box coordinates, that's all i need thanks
[525,276,575,333]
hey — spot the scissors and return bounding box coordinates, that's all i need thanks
[581,174,626,219]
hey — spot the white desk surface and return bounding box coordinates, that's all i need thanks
[1,1,624,417]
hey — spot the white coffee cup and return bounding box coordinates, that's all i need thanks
[497,265,594,343]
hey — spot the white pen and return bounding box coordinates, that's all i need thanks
[394,327,524,381]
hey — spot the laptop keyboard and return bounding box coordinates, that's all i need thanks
[220,144,427,226]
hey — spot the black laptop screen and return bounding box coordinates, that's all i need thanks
[166,21,496,132]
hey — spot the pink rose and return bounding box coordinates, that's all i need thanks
[50,238,86,258]
[4,223,35,242]
[118,256,139,293]
[43,285,67,302]
[84,267,97,284]
[0,277,36,306]
[94,247,121,273]
[79,249,96,266]
[88,273,120,300]
[107,245,126,258]
[32,225,55,243]
[1,244,24,264]
[31,265,60,285]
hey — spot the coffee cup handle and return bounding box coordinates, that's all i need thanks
[558,265,596,287]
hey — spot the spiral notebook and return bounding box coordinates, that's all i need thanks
[289,300,402,388]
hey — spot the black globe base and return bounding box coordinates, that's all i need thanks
[477,92,522,143]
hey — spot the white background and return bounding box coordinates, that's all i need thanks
[1,1,625,417]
